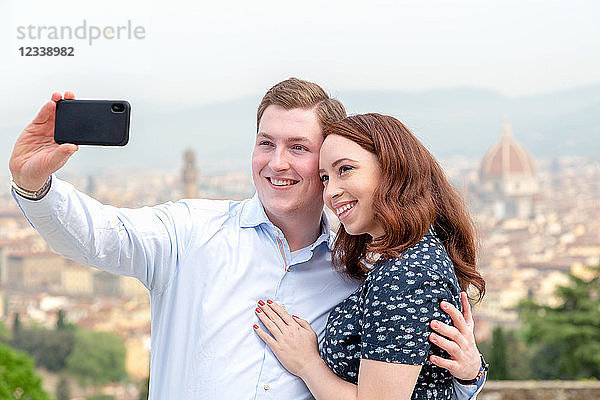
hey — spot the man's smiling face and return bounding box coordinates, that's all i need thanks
[251,104,325,223]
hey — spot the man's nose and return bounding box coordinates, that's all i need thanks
[269,148,290,171]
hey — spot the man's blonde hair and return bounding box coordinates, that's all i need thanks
[256,78,347,132]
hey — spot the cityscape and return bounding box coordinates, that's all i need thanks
[0,122,599,399]
[3,0,600,398]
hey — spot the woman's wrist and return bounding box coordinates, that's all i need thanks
[299,356,328,383]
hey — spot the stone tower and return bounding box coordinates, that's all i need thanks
[182,148,198,198]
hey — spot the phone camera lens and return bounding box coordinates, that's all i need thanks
[111,103,125,113]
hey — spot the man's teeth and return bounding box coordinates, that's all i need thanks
[270,178,298,186]
[336,202,356,215]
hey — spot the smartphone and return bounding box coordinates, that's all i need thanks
[54,99,131,146]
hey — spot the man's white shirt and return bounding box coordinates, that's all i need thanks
[12,176,485,399]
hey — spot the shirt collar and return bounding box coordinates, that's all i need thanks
[240,193,271,228]
[240,193,333,250]
[312,212,333,251]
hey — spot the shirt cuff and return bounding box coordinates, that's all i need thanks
[453,369,487,399]
[11,174,69,226]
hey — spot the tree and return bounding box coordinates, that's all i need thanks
[56,376,71,400]
[56,309,76,331]
[12,313,21,337]
[0,321,8,342]
[480,327,536,380]
[57,309,67,330]
[0,342,51,400]
[519,265,600,379]
[139,376,149,400]
[67,330,127,386]
[11,325,75,371]
[488,326,508,379]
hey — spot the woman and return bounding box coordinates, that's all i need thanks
[253,113,486,399]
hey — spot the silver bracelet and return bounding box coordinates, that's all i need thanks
[11,176,52,200]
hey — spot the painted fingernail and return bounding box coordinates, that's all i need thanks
[253,324,259,329]
[256,307,262,313]
[267,299,273,304]
[440,301,449,309]
[258,300,265,306]
[431,320,439,328]
[292,315,298,318]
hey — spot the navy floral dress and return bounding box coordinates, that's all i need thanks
[320,230,462,399]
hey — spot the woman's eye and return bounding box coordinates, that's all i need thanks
[259,141,273,146]
[340,165,353,174]
[320,175,329,183]
[292,145,305,151]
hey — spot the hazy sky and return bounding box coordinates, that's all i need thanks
[1,0,599,177]
[2,0,599,110]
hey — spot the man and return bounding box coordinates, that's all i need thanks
[9,78,486,399]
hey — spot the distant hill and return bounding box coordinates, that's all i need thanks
[3,84,599,175]
[338,85,600,159]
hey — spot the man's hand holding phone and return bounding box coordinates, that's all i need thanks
[9,92,79,193]
[10,92,130,196]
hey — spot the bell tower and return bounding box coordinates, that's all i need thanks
[182,148,198,198]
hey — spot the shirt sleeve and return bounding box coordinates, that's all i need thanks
[11,175,197,293]
[360,264,456,365]
[452,369,487,400]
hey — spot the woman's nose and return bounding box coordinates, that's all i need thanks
[324,180,342,203]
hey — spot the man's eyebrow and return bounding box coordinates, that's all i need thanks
[256,132,313,144]
[256,132,273,139]
[286,136,312,144]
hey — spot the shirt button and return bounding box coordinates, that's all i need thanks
[263,384,271,391]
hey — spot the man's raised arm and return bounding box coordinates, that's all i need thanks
[9,92,194,292]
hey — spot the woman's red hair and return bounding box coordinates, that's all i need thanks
[325,113,485,302]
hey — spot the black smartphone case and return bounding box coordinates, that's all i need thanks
[54,99,130,146]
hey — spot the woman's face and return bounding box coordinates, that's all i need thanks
[319,134,384,238]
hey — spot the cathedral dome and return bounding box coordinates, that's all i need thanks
[480,123,535,179]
